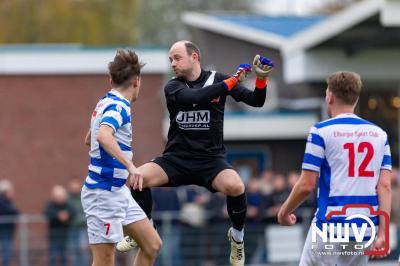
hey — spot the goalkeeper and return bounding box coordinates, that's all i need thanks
[119,40,273,266]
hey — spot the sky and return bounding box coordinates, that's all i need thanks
[251,0,354,15]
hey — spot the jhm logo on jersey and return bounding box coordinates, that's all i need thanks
[176,110,210,130]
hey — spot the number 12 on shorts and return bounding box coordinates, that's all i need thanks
[104,223,110,235]
[344,142,374,177]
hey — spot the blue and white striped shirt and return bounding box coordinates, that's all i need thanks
[84,89,132,191]
[303,113,391,239]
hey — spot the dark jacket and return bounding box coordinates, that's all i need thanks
[44,202,74,241]
[0,194,19,237]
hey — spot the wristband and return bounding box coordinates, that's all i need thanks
[223,77,238,91]
[255,77,268,90]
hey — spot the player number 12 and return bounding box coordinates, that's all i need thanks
[343,142,374,177]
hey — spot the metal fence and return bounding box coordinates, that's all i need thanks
[0,210,399,266]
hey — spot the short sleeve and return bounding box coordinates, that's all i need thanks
[302,126,326,173]
[381,136,392,171]
[100,104,129,132]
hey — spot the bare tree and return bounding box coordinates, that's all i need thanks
[0,0,138,45]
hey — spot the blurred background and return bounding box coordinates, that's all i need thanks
[0,0,399,265]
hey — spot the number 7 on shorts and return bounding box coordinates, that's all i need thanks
[104,223,110,235]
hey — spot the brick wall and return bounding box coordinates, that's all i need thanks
[0,74,165,213]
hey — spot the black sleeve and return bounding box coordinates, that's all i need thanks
[164,79,228,105]
[228,84,266,107]
[214,72,267,108]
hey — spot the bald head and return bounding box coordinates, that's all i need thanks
[169,40,202,81]
[51,185,67,204]
[170,40,201,61]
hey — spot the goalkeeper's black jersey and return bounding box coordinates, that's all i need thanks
[163,69,266,158]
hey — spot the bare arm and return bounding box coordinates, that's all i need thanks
[278,170,318,225]
[84,130,91,146]
[377,169,392,236]
[370,169,391,258]
[96,125,135,170]
[96,125,144,189]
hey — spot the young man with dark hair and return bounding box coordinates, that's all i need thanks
[278,71,392,265]
[118,40,274,266]
[81,49,161,266]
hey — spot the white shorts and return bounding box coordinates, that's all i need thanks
[299,226,369,266]
[81,185,146,244]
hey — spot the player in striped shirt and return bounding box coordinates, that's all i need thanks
[278,71,392,265]
[81,49,161,266]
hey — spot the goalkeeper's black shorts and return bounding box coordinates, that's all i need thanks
[151,153,233,192]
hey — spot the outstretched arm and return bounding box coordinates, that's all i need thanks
[229,84,267,107]
[173,82,228,105]
[169,65,252,105]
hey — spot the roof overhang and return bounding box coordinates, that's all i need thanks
[0,45,169,75]
[284,48,400,83]
[282,0,383,55]
[182,12,285,50]
[380,0,400,26]
[182,0,400,84]
[183,0,386,56]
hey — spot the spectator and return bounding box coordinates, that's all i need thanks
[287,171,315,223]
[178,186,209,265]
[390,167,400,259]
[66,178,89,266]
[259,170,274,196]
[44,185,74,266]
[152,187,182,266]
[245,177,265,264]
[178,186,208,228]
[0,180,19,266]
[205,192,227,266]
[262,173,290,222]
[287,171,300,189]
[288,171,315,208]
[205,192,226,222]
[246,177,262,223]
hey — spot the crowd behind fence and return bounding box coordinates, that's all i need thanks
[0,168,399,266]
[0,211,399,266]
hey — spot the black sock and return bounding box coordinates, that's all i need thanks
[227,193,247,231]
[131,188,153,220]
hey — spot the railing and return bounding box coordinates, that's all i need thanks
[0,210,398,266]
[0,214,47,266]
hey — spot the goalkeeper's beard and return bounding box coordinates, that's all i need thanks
[174,67,193,80]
